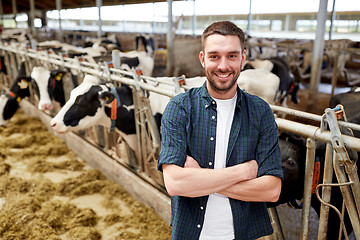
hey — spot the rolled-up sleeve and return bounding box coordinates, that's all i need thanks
[157,96,188,172]
[256,104,283,179]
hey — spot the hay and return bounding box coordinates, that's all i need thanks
[0,109,171,239]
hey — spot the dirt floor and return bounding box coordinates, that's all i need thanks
[0,109,171,240]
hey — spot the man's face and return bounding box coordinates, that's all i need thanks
[199,34,246,99]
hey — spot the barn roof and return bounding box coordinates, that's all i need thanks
[1,0,178,15]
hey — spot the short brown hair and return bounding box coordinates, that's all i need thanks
[201,21,245,51]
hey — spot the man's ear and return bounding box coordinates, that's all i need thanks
[241,49,247,69]
[199,51,205,68]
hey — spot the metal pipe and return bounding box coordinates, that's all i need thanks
[267,207,284,240]
[300,138,316,240]
[317,144,334,240]
[271,105,360,132]
[333,156,360,238]
[276,118,360,152]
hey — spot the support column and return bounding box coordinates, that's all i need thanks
[192,0,196,37]
[247,0,252,34]
[166,0,174,76]
[56,0,63,41]
[96,0,103,38]
[329,0,336,40]
[29,0,35,33]
[11,0,17,27]
[0,0,4,27]
[308,0,328,112]
[152,1,156,33]
[284,14,290,31]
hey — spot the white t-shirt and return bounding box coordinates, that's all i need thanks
[199,93,237,240]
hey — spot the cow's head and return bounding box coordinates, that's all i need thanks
[31,66,52,110]
[31,66,68,110]
[48,70,66,106]
[0,76,31,126]
[135,35,155,57]
[50,74,106,133]
[267,131,306,208]
[50,74,135,134]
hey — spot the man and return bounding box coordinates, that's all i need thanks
[157,21,283,240]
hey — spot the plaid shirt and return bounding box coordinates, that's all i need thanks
[158,83,283,240]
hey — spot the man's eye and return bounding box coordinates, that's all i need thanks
[209,55,218,59]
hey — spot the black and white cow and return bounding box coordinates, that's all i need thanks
[243,56,300,106]
[50,74,135,135]
[0,76,31,126]
[113,35,155,77]
[269,130,360,239]
[31,66,76,111]
[135,35,155,57]
[50,74,139,155]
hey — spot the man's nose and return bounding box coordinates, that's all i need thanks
[217,57,230,70]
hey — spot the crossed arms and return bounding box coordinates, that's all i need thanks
[162,155,281,202]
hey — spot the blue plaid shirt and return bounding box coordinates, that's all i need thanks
[158,82,283,240]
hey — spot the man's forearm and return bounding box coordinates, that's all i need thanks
[162,160,258,197]
[218,175,282,202]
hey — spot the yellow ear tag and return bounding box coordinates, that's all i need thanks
[16,96,21,102]
[105,97,109,102]
[55,73,63,81]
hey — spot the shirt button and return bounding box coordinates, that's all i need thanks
[205,104,208,108]
[212,101,215,104]
[212,116,215,119]
[197,224,201,228]
[210,137,214,141]
[200,206,204,210]
[209,162,213,166]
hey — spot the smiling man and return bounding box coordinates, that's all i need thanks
[157,21,283,240]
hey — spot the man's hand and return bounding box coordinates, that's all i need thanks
[184,155,201,168]
[242,160,258,180]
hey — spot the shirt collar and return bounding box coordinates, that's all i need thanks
[200,81,243,109]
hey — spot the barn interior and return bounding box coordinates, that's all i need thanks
[0,0,359,239]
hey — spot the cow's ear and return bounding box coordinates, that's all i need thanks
[99,91,115,104]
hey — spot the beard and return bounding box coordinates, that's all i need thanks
[205,69,240,94]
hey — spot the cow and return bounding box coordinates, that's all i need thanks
[49,73,206,134]
[0,76,31,126]
[329,87,360,122]
[237,68,280,105]
[112,35,156,77]
[246,35,278,60]
[243,56,300,107]
[50,74,135,134]
[269,127,360,239]
[31,66,76,111]
[84,33,122,52]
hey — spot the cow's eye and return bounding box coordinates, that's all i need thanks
[286,159,296,167]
